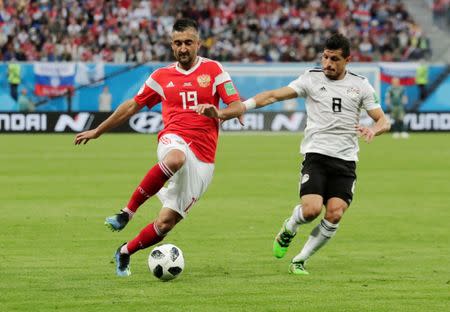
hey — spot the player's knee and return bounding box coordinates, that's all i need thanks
[301,202,322,221]
[325,207,344,223]
[155,217,177,235]
[163,149,186,172]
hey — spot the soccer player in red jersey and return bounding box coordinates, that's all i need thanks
[74,18,245,277]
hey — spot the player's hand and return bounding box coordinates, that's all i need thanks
[74,129,99,145]
[190,104,220,118]
[355,125,375,143]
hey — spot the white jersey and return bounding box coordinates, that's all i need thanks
[288,69,381,161]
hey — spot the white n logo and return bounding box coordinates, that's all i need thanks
[54,113,93,132]
[271,113,305,131]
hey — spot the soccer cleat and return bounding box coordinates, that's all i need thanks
[114,243,131,277]
[289,261,309,275]
[105,210,130,231]
[273,218,296,259]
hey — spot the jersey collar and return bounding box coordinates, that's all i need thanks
[175,56,202,75]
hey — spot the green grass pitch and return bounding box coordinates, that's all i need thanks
[1,133,449,312]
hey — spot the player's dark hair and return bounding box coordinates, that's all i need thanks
[324,33,351,58]
[172,18,198,33]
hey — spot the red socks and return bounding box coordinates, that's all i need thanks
[126,222,164,255]
[126,162,173,212]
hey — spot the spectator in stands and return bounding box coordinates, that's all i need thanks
[432,0,450,30]
[0,0,433,63]
[17,88,34,112]
[113,46,127,63]
[7,62,21,102]
[416,60,429,101]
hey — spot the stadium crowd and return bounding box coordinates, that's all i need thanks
[0,0,432,63]
[430,0,450,31]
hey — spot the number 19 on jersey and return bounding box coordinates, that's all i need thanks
[180,91,198,109]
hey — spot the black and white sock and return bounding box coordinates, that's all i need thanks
[292,219,339,263]
[285,205,308,233]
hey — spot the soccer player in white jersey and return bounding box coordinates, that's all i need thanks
[200,33,390,275]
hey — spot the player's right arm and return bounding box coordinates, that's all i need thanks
[244,72,309,110]
[74,99,140,145]
[244,86,298,110]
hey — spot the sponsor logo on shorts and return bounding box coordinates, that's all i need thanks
[160,136,171,145]
[301,174,309,184]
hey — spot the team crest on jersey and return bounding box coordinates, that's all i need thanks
[197,74,211,88]
[346,87,360,99]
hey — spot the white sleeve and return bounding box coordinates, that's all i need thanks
[361,79,381,111]
[287,72,309,98]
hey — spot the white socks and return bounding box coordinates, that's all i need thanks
[292,218,339,263]
[120,244,129,254]
[285,205,308,233]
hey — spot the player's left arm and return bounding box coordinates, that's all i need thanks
[356,108,391,143]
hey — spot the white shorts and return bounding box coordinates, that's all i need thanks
[156,133,214,218]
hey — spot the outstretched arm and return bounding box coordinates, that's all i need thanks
[243,86,298,110]
[74,99,141,145]
[191,100,245,122]
[193,86,299,118]
[355,108,391,143]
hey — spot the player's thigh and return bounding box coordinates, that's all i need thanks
[161,147,214,218]
[299,153,327,200]
[325,173,356,207]
[157,133,189,162]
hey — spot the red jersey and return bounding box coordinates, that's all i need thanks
[134,57,240,163]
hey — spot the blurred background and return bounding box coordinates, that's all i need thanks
[0,0,449,128]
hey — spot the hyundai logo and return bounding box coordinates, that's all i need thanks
[129,112,163,133]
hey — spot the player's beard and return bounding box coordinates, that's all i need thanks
[323,68,340,80]
[177,52,194,67]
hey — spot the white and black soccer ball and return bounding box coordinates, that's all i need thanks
[148,244,184,281]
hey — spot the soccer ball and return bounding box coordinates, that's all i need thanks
[148,244,184,281]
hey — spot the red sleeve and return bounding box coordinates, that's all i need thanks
[134,77,162,109]
[216,80,241,105]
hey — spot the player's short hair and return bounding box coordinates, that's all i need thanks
[324,33,351,58]
[172,18,198,33]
